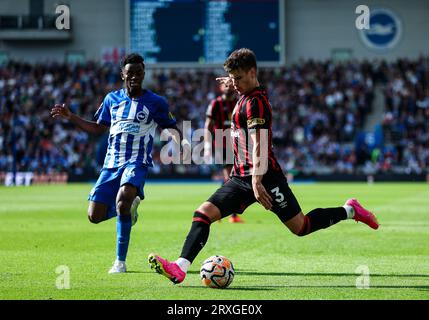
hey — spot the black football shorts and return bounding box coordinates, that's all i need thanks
[207,171,302,222]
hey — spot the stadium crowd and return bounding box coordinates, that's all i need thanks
[0,56,428,181]
[380,57,429,174]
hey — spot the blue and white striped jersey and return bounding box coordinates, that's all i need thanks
[95,88,176,168]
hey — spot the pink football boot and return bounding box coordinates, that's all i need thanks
[148,253,186,284]
[346,198,379,230]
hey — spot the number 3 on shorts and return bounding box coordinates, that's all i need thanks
[271,187,284,203]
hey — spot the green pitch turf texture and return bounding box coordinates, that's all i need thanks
[0,182,428,300]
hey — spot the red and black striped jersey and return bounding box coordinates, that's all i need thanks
[230,86,282,177]
[206,96,236,150]
[206,96,236,131]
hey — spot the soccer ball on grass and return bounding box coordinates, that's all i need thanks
[200,255,234,288]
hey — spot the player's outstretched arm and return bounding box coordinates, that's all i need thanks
[50,103,108,136]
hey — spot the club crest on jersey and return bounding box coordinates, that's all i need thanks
[136,106,150,123]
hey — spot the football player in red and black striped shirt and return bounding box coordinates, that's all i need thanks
[204,81,244,223]
[148,48,379,284]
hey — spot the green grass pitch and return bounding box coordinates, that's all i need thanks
[0,182,428,300]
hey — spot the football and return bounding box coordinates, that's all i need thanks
[200,255,234,289]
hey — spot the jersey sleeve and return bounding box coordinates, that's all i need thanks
[94,95,111,126]
[206,100,217,119]
[154,96,177,129]
[245,96,271,130]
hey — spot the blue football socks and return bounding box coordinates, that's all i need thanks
[116,214,132,261]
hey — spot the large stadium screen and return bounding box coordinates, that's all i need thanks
[128,0,283,66]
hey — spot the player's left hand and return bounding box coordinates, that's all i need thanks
[252,180,272,210]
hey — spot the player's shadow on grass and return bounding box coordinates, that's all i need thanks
[181,284,429,290]
[201,270,429,278]
[180,286,276,291]
[257,285,429,290]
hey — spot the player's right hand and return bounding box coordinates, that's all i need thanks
[215,77,233,87]
[50,103,72,120]
[252,179,273,210]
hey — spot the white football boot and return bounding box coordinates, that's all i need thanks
[130,196,141,226]
[108,260,127,274]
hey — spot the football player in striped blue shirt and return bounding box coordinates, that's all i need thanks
[51,53,187,273]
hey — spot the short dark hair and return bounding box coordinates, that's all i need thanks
[122,53,145,68]
[224,48,257,73]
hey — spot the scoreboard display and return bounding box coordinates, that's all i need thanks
[128,0,283,66]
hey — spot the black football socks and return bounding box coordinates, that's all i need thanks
[298,207,347,236]
[180,211,211,262]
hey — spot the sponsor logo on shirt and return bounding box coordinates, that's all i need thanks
[247,118,265,128]
[118,122,140,134]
